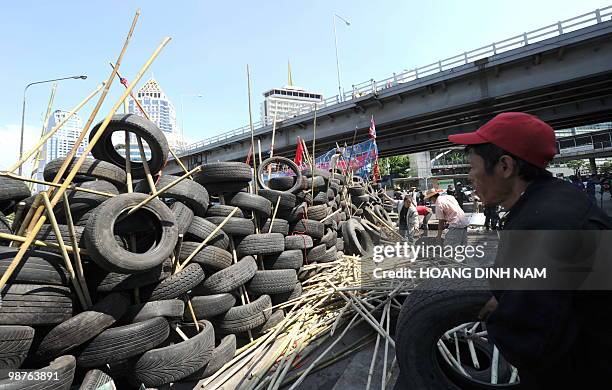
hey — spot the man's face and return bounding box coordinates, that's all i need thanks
[467,150,514,206]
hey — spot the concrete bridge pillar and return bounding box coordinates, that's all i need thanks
[589,157,597,174]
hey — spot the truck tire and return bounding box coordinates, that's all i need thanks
[90,114,169,179]
[133,321,215,387]
[84,193,178,273]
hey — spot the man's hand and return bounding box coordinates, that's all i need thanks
[478,296,498,320]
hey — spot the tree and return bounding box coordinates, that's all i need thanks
[600,160,612,176]
[381,155,410,176]
[566,160,586,176]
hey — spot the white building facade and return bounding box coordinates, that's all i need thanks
[128,78,183,150]
[260,86,323,125]
[45,110,87,163]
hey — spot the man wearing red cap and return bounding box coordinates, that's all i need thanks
[447,112,612,388]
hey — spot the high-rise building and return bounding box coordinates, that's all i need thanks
[128,77,183,150]
[44,110,87,163]
[260,63,323,125]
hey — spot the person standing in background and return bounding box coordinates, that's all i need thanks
[423,188,469,246]
[454,182,467,211]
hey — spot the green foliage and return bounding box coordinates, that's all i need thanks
[566,159,586,175]
[381,155,410,176]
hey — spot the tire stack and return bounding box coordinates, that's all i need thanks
[0,113,389,389]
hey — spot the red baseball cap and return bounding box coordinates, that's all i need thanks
[448,112,556,168]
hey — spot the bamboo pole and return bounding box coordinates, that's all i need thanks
[268,196,281,234]
[8,83,104,173]
[136,135,157,192]
[40,192,88,310]
[0,232,85,254]
[247,65,258,194]
[125,131,133,193]
[0,31,170,292]
[109,61,192,178]
[62,192,93,307]
[0,173,116,198]
[382,300,391,388]
[258,139,263,167]
[175,207,239,272]
[125,166,201,216]
[28,83,57,189]
[366,303,387,390]
[11,194,42,244]
[186,299,201,332]
[310,104,317,197]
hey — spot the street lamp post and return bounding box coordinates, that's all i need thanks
[333,13,350,102]
[180,93,203,143]
[19,75,87,175]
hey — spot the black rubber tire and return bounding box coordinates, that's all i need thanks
[302,168,330,179]
[254,309,285,335]
[121,300,185,325]
[284,235,313,250]
[226,192,272,219]
[306,243,327,263]
[0,211,11,235]
[79,369,113,390]
[258,189,296,210]
[216,295,272,334]
[90,114,169,179]
[185,216,229,250]
[204,216,255,237]
[235,233,285,257]
[0,325,34,370]
[267,176,295,191]
[277,204,306,222]
[178,242,233,272]
[183,334,236,381]
[90,259,172,293]
[0,284,73,326]
[306,205,328,221]
[140,263,205,301]
[206,205,244,219]
[133,320,215,387]
[0,248,69,286]
[270,282,302,306]
[258,157,303,194]
[319,247,338,263]
[196,162,252,184]
[43,157,127,189]
[342,219,374,257]
[246,269,298,295]
[54,181,119,224]
[34,292,130,361]
[186,294,236,320]
[169,201,194,236]
[313,191,328,205]
[135,176,209,217]
[76,317,169,368]
[0,355,76,390]
[319,229,338,248]
[200,181,249,195]
[263,250,303,271]
[307,176,326,192]
[195,256,257,294]
[291,219,324,239]
[294,190,313,206]
[262,218,289,235]
[336,237,344,251]
[84,193,178,273]
[35,224,86,254]
[348,186,367,197]
[394,277,509,390]
[0,177,31,209]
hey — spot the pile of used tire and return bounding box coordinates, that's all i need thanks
[0,114,386,389]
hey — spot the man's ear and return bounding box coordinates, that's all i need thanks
[497,155,516,179]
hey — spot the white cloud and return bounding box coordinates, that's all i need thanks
[0,123,44,175]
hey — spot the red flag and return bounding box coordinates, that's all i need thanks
[294,137,304,166]
[368,115,377,139]
[373,161,381,182]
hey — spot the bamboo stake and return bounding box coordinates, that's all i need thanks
[11,194,42,244]
[0,232,85,254]
[258,139,263,167]
[125,166,201,216]
[136,135,157,192]
[0,173,116,198]
[9,83,104,173]
[109,61,192,178]
[28,83,57,189]
[62,192,93,307]
[186,299,200,332]
[40,192,88,310]
[125,131,133,192]
[247,65,258,194]
[0,31,170,292]
[176,206,239,272]
[382,300,391,388]
[366,303,387,390]
[268,196,281,234]
[310,104,317,197]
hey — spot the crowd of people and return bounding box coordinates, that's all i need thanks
[569,173,612,205]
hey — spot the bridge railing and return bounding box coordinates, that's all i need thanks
[178,6,612,157]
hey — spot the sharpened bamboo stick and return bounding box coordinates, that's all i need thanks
[268,196,281,234]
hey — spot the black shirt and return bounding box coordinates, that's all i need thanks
[486,176,612,388]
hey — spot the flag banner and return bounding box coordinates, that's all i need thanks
[368,115,377,139]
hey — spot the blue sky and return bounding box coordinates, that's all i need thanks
[1,0,610,169]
